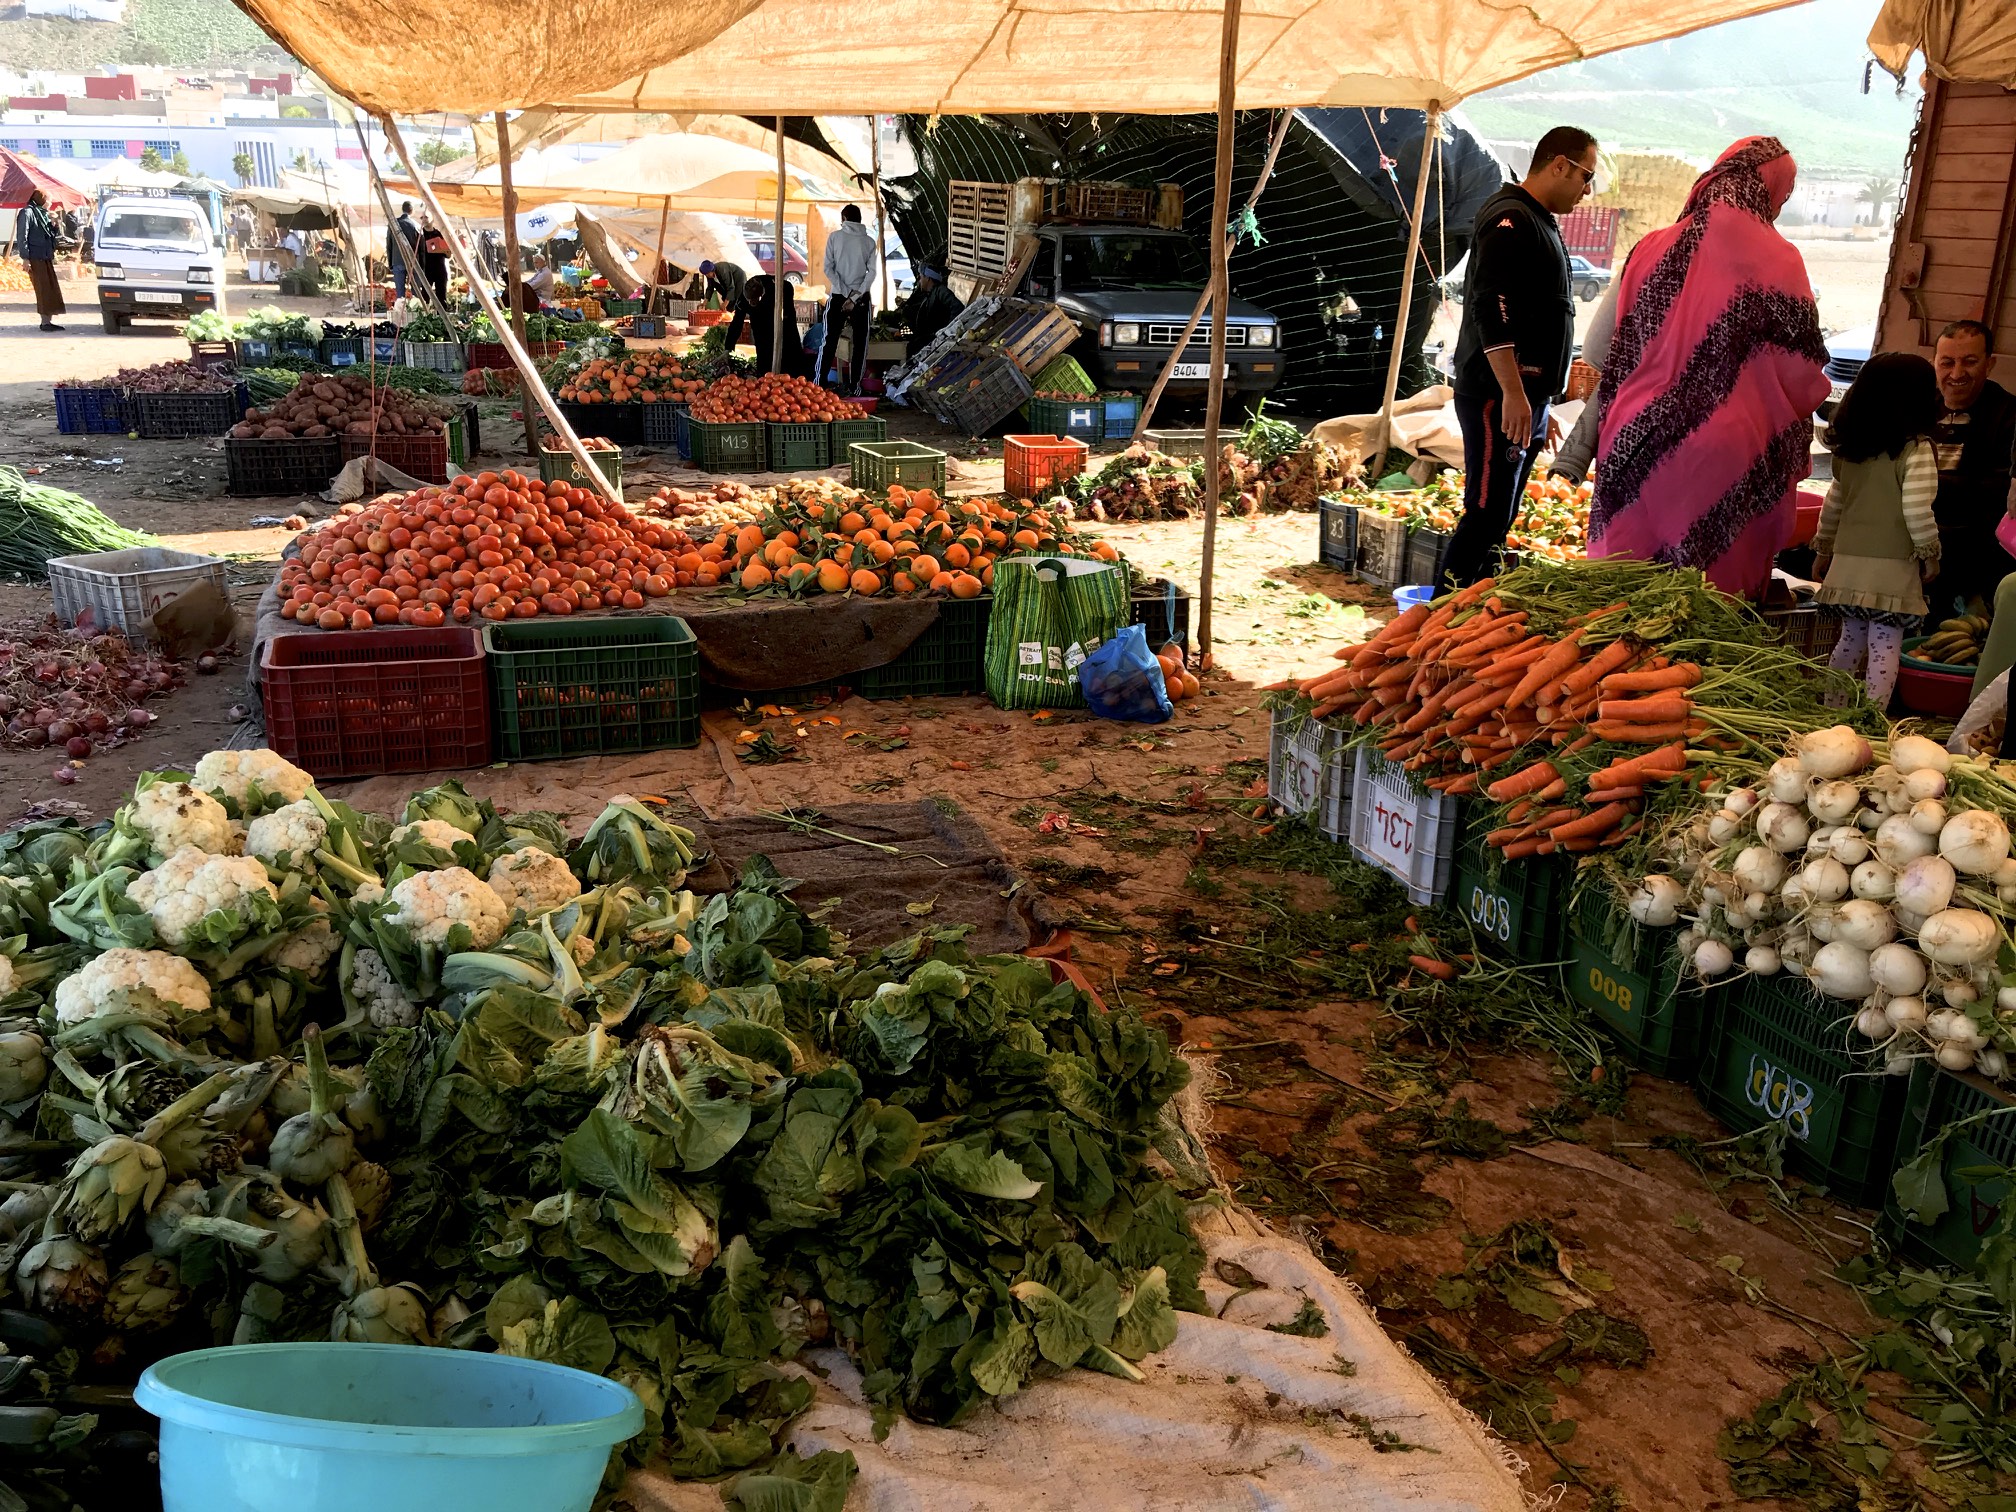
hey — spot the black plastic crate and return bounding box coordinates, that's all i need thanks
[1451,802,1570,965]
[225,436,342,497]
[1697,973,1910,1206]
[1881,1064,2015,1270]
[641,401,683,448]
[557,400,643,446]
[131,385,246,440]
[857,597,990,698]
[1319,497,1359,572]
[319,336,366,370]
[1131,582,1192,654]
[54,386,129,435]
[767,421,832,471]
[1566,889,1721,1078]
[942,358,1032,435]
[1403,527,1454,589]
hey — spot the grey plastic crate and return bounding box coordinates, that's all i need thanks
[1268,707,1352,837]
[1347,746,1460,905]
[48,547,229,641]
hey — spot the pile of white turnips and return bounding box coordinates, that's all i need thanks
[1629,726,2015,1081]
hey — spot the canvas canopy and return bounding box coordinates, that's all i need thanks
[0,147,91,211]
[1871,0,2016,84]
[233,0,1811,117]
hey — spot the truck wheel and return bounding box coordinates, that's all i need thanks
[101,310,123,334]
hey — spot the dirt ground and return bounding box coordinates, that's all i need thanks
[0,271,1920,1512]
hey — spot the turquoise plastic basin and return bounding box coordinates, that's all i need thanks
[136,1343,644,1512]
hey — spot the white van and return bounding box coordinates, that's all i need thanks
[94,192,227,333]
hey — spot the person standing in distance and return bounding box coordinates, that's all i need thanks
[13,190,65,331]
[820,205,877,393]
[388,199,420,302]
[1921,319,2016,615]
[1442,127,1597,587]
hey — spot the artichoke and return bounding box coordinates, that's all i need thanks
[95,1060,192,1125]
[241,1191,328,1285]
[17,1235,108,1319]
[153,1118,246,1182]
[346,1161,391,1230]
[104,1252,185,1333]
[0,1029,46,1105]
[332,1284,432,1346]
[64,1136,167,1243]
[267,1027,356,1187]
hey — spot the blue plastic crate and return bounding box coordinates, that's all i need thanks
[1101,394,1141,440]
[55,386,129,435]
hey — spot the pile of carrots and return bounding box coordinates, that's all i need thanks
[1281,577,1711,854]
[279,470,697,629]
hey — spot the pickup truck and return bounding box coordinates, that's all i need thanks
[94,191,228,334]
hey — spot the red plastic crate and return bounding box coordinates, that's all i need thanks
[1003,433,1088,500]
[339,431,451,485]
[260,627,489,780]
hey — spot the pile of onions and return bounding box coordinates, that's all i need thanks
[0,627,181,760]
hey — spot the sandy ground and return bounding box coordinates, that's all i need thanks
[0,268,1900,1512]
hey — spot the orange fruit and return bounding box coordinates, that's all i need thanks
[735,524,766,557]
[850,568,883,595]
[892,571,917,594]
[944,543,972,569]
[816,560,849,592]
[741,561,773,588]
[951,572,983,599]
[909,555,941,582]
[929,571,955,592]
[1180,671,1200,698]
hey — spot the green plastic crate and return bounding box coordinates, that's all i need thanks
[537,443,623,491]
[849,440,947,494]
[601,298,644,316]
[831,416,888,453]
[1030,352,1097,397]
[857,597,990,698]
[1696,973,1910,1206]
[446,409,469,471]
[1450,803,1570,965]
[1881,1064,2015,1269]
[1023,394,1103,441]
[690,419,765,472]
[767,421,833,472]
[483,615,699,761]
[1565,889,1721,1078]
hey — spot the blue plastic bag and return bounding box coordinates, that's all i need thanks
[1079,623,1173,723]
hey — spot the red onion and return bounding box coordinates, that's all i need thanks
[196,656,218,675]
[29,707,55,726]
[82,712,109,734]
[125,680,149,702]
[47,721,76,743]
[0,696,12,717]
[52,766,76,784]
[17,727,45,748]
[64,737,91,759]
[125,709,152,729]
[151,671,172,689]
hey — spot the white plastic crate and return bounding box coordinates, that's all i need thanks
[1267,707,1353,837]
[398,340,465,373]
[48,548,229,641]
[1355,510,1406,588]
[1348,747,1459,906]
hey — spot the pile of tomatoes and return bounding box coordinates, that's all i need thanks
[278,470,696,630]
[557,352,704,405]
[689,373,858,424]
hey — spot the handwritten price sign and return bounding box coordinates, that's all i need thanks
[1362,790,1420,878]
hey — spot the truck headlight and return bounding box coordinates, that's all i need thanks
[98,264,124,281]
[187,267,215,285]
[1111,321,1142,347]
[1247,324,1276,348]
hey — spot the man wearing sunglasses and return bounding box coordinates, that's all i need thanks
[1443,126,1599,587]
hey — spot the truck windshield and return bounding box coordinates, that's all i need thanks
[101,210,205,246]
[1059,233,1206,289]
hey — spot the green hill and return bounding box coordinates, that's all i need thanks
[0,0,288,71]
[1458,0,1920,178]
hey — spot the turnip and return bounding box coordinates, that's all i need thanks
[1875,814,1935,867]
[1745,945,1782,975]
[1811,941,1875,999]
[1707,809,1745,846]
[1756,802,1809,853]
[1976,1046,2009,1080]
[1807,779,1861,823]
[1806,826,1840,857]
[1676,927,1704,958]
[1855,1005,1892,1040]
[1694,939,1735,978]
[1889,733,1950,776]
[1795,726,1873,778]
[1902,767,1948,802]
[1627,875,1685,928]
[1998,985,2016,1013]
[1732,846,1787,896]
[1909,798,1950,836]
[1919,908,2001,966]
[1830,830,1871,866]
[1781,930,1815,977]
[1835,899,1897,951]
[1927,1008,1986,1050]
[1884,1042,1918,1076]
[1884,994,1929,1031]
[1895,905,1931,934]
[1766,758,1807,804]
[1894,854,1957,916]
[1799,857,1850,902]
[1941,976,1980,1007]
[1868,942,1927,996]
[1724,787,1760,817]
[1993,858,2016,889]
[1937,1042,1978,1071]
[1808,903,1840,942]
[1937,810,2011,877]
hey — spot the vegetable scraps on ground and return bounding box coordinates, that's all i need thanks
[0,754,1201,1508]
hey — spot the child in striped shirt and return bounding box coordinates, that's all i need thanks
[1812,352,1943,707]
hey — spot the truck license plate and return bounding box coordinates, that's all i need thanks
[134,291,182,304]
[1170,362,1225,379]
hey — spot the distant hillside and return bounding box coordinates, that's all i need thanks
[0,0,287,71]
[1459,0,1920,178]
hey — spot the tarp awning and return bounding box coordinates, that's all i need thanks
[1871,0,2016,84]
[0,146,91,211]
[232,0,1812,116]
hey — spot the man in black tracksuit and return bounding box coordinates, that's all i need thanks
[1443,126,1599,588]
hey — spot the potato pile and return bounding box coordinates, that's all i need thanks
[231,373,450,441]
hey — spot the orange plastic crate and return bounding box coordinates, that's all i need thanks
[1003,433,1088,500]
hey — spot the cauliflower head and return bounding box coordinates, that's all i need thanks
[488,848,582,918]
[129,849,280,948]
[128,782,235,858]
[246,801,328,865]
[386,867,508,950]
[351,880,385,906]
[350,947,418,1029]
[390,819,472,855]
[268,916,339,976]
[193,749,315,812]
[53,949,210,1026]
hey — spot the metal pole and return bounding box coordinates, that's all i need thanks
[496,111,537,456]
[772,115,786,374]
[1133,106,1290,443]
[1198,0,1242,659]
[872,115,889,311]
[1375,105,1442,464]
[378,112,621,506]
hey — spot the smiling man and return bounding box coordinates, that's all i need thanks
[1925,318,2016,615]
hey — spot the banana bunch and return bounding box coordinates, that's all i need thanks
[1917,614,1990,667]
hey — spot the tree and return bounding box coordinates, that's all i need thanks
[291,150,311,172]
[281,103,311,119]
[417,139,469,168]
[169,148,191,176]
[139,147,163,172]
[1858,175,1900,224]
[232,152,256,185]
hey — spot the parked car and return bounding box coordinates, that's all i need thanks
[1819,322,1873,421]
[747,237,809,277]
[1568,255,1612,302]
[93,190,227,333]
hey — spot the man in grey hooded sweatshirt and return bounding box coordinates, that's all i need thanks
[820,204,877,393]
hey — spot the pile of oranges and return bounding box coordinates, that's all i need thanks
[678,484,1120,596]
[557,352,704,405]
[1156,641,1201,701]
[278,470,697,629]
[690,373,859,424]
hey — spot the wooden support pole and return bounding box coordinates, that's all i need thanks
[378,112,621,506]
[773,115,787,374]
[872,115,890,311]
[1197,0,1243,658]
[1132,105,1291,443]
[1375,105,1442,464]
[351,118,451,330]
[652,193,672,293]
[495,110,537,456]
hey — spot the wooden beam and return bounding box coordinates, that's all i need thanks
[1373,105,1442,464]
[872,115,890,311]
[773,115,786,373]
[495,111,536,456]
[652,193,672,294]
[1197,0,1242,658]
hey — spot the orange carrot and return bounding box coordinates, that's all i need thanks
[1587,741,1689,787]
[1589,719,1697,742]
[1535,777,1568,801]
[1485,758,1560,802]
[1600,663,1701,694]
[1550,801,1635,840]
[1582,784,1645,804]
[1368,601,1432,649]
[1502,837,1547,859]
[1408,954,1459,981]
[1505,631,1585,710]
[1561,732,1598,753]
[1560,638,1638,697]
[1595,696,1693,723]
